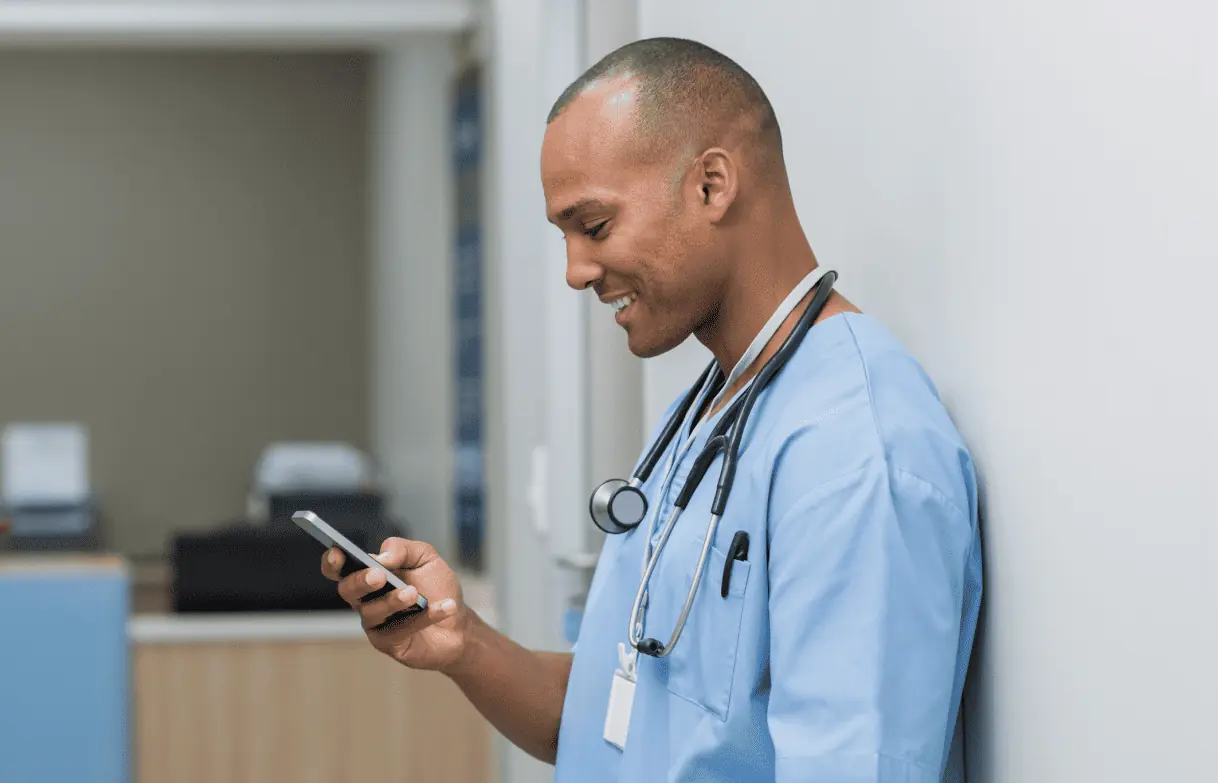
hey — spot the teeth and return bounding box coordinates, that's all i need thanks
[609,293,637,313]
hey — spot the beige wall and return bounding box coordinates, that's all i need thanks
[0,50,371,559]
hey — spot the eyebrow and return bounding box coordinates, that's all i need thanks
[551,198,609,223]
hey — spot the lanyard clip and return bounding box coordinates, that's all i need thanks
[617,642,638,681]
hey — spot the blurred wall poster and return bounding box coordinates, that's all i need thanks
[452,65,484,570]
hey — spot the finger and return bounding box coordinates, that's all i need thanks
[337,564,388,607]
[359,583,423,629]
[374,537,439,572]
[367,592,460,635]
[320,547,346,582]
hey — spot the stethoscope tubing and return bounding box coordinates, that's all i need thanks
[622,271,838,659]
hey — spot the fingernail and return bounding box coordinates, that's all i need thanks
[397,588,413,602]
[439,599,456,612]
[366,571,379,586]
[327,551,338,566]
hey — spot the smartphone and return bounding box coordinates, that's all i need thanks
[291,510,428,625]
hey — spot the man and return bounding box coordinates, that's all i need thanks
[323,37,982,782]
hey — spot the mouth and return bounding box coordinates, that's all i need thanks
[606,292,638,323]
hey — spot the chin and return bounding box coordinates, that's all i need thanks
[625,326,684,359]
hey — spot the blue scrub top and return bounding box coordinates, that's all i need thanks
[553,313,983,782]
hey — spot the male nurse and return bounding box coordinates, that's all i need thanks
[324,37,983,782]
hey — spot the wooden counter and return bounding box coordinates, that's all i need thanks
[0,554,497,783]
[129,574,499,783]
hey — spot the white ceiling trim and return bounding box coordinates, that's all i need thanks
[0,1,477,47]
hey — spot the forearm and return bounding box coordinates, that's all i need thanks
[443,609,572,764]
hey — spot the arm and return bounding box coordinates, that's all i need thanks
[444,613,572,764]
[767,461,977,782]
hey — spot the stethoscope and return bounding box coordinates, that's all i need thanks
[587,267,838,658]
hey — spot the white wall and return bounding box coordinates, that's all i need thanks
[483,0,570,781]
[639,2,1218,781]
[371,39,458,558]
[482,5,642,783]
[584,0,645,479]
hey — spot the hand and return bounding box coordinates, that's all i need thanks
[322,537,469,672]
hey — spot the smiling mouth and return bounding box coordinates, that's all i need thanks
[608,292,638,318]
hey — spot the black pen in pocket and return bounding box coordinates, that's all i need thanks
[721,530,750,597]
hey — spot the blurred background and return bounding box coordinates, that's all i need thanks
[0,1,1213,782]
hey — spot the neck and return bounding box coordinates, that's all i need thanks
[697,215,819,377]
[692,206,857,420]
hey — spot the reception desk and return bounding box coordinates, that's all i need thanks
[129,609,497,783]
[1,556,498,783]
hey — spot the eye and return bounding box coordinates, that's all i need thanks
[583,221,608,239]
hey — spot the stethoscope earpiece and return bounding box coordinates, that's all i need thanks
[589,478,649,535]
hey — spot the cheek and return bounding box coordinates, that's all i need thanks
[646,238,703,304]
[616,209,701,309]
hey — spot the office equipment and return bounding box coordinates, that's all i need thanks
[172,441,408,613]
[253,442,372,495]
[170,509,399,614]
[1,423,88,504]
[0,423,99,550]
[266,489,388,531]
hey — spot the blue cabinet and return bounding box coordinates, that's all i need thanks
[0,558,129,783]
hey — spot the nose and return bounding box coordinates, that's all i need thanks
[564,241,603,292]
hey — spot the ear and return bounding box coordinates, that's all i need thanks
[693,148,739,222]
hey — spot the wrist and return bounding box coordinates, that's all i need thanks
[439,605,489,681]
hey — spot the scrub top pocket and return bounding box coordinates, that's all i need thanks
[662,538,752,722]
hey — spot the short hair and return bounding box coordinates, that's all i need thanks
[547,37,784,172]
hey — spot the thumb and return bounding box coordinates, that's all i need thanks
[375,537,438,571]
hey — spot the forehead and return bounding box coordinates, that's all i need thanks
[541,76,646,218]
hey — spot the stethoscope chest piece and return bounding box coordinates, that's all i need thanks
[589,478,648,535]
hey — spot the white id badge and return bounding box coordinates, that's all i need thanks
[604,643,638,750]
[603,669,635,750]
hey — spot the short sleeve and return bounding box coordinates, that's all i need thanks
[766,460,974,782]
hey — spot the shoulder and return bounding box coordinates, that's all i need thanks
[760,313,977,527]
